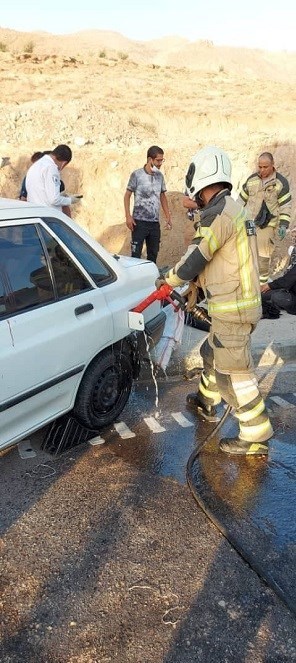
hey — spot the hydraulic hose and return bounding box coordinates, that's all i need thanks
[187,405,232,469]
[186,409,296,617]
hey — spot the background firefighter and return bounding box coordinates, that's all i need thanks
[238,152,292,284]
[156,146,273,456]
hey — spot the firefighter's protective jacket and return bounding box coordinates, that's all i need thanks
[165,189,262,324]
[238,171,291,230]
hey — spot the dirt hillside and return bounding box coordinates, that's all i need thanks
[0,27,296,271]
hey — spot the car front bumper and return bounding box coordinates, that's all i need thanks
[143,309,166,351]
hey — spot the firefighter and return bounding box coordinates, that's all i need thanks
[156,146,273,456]
[238,152,292,284]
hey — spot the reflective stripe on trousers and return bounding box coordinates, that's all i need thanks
[197,327,273,443]
[257,226,275,283]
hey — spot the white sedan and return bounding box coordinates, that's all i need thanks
[0,199,165,452]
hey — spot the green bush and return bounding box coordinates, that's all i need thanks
[0,42,7,52]
[99,50,106,58]
[118,51,128,60]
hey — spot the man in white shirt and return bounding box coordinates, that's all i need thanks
[26,144,81,212]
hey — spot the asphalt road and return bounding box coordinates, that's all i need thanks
[1,363,296,663]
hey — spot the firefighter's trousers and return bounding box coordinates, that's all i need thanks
[197,319,273,443]
[256,225,275,284]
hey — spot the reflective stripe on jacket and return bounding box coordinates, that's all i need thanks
[165,190,262,324]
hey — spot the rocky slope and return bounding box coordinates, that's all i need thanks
[0,29,295,269]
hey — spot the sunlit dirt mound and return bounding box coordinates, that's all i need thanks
[0,28,295,271]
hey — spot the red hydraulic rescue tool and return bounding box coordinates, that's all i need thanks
[132,283,178,313]
[132,283,210,325]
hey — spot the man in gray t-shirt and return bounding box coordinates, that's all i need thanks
[124,145,172,263]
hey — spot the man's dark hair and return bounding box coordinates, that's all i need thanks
[52,144,72,163]
[259,152,274,163]
[147,145,163,160]
[31,151,44,163]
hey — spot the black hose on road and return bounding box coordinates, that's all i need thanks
[186,407,296,617]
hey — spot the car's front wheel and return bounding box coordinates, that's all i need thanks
[74,349,133,429]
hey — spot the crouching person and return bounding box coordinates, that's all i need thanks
[156,146,273,456]
[261,226,296,316]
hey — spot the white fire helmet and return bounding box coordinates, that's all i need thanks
[185,146,232,199]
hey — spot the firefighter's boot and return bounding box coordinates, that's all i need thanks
[186,392,220,422]
[220,392,273,456]
[219,436,269,456]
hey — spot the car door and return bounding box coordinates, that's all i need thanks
[0,219,114,449]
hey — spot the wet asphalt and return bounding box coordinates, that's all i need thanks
[1,362,296,662]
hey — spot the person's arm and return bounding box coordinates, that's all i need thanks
[238,179,249,207]
[62,205,72,218]
[277,174,292,236]
[44,165,73,207]
[124,190,136,230]
[268,264,296,291]
[19,176,27,201]
[160,192,172,229]
[161,207,234,288]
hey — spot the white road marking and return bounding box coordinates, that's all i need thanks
[270,396,294,408]
[17,440,36,459]
[114,422,136,438]
[89,435,106,445]
[171,412,194,427]
[144,417,166,433]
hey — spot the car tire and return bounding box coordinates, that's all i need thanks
[74,349,133,429]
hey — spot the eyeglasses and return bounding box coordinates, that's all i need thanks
[154,158,165,164]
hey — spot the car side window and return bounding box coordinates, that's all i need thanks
[44,218,114,286]
[0,270,6,316]
[39,227,91,298]
[0,225,55,318]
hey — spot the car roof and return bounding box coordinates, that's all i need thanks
[0,197,113,262]
[0,197,66,223]
[0,197,44,210]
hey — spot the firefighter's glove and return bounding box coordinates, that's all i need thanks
[155,277,167,290]
[278,226,286,240]
[182,281,200,311]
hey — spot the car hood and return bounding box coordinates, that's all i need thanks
[115,255,151,268]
